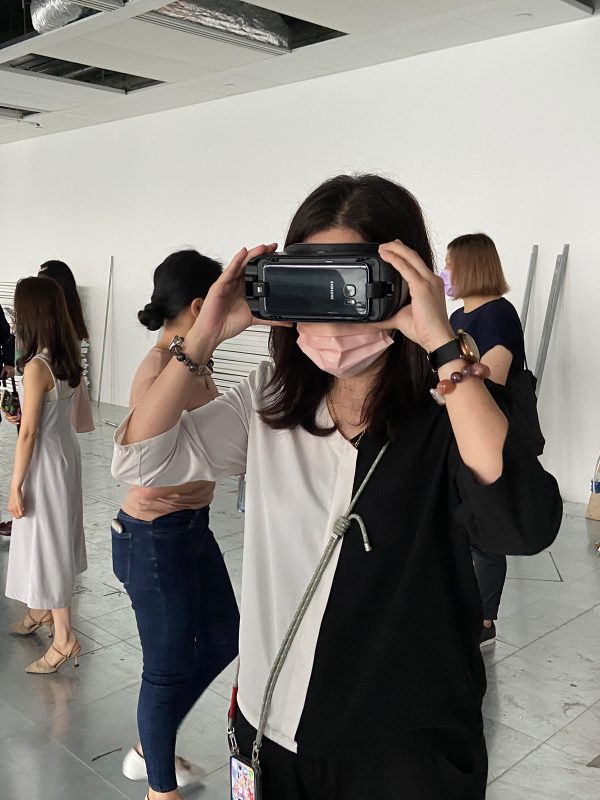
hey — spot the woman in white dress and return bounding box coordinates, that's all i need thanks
[5,276,87,673]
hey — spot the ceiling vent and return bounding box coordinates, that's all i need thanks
[6,54,162,92]
[138,0,344,54]
[30,0,95,34]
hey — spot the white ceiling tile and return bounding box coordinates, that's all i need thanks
[231,54,333,86]
[27,112,99,134]
[68,85,217,123]
[459,0,591,34]
[35,37,213,84]
[87,20,274,71]
[415,0,495,11]
[180,71,280,96]
[248,0,444,35]
[299,36,412,70]
[373,17,497,53]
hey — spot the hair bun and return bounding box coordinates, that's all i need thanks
[138,302,165,331]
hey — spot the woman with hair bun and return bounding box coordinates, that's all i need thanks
[113,250,239,800]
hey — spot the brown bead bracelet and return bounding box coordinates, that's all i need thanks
[430,362,491,406]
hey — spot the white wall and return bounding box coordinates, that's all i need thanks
[0,16,598,502]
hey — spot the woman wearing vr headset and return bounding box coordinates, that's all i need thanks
[113,175,561,800]
[441,234,527,650]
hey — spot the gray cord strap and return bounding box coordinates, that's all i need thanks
[251,441,390,766]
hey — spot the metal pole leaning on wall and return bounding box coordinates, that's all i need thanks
[520,244,538,332]
[96,255,114,409]
[534,244,569,394]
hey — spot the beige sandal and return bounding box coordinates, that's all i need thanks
[26,640,81,674]
[11,610,54,637]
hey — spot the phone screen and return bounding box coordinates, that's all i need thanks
[262,265,369,319]
[231,755,259,800]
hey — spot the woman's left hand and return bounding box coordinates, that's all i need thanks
[377,240,455,353]
[8,486,24,519]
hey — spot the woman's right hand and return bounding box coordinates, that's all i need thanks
[185,244,278,357]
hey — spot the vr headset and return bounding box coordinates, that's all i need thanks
[245,243,408,323]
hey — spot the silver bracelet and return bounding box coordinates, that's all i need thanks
[168,336,213,377]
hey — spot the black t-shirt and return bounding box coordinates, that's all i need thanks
[450,297,525,372]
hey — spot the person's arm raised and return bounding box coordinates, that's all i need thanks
[123,243,277,445]
[379,240,508,486]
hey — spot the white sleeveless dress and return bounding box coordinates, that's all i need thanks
[5,355,87,609]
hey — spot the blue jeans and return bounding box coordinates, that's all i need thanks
[112,508,239,793]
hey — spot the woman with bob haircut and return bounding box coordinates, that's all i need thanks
[5,277,86,673]
[441,233,527,647]
[113,175,561,800]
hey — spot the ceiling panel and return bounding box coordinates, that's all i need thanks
[298,36,412,70]
[228,53,332,86]
[85,19,275,71]
[66,84,218,123]
[373,17,497,53]
[251,0,490,34]
[460,0,591,33]
[34,37,213,84]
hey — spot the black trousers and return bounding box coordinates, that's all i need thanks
[234,711,488,800]
[471,546,507,620]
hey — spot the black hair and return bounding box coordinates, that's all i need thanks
[39,260,89,340]
[259,174,435,442]
[138,250,223,331]
[15,277,83,388]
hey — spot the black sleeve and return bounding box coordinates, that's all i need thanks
[475,303,522,360]
[449,388,562,555]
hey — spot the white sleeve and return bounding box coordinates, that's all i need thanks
[112,361,271,487]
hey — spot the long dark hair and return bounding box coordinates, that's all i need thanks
[138,250,223,331]
[39,260,89,340]
[15,277,83,388]
[259,174,435,442]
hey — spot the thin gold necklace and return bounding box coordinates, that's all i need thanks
[326,392,367,449]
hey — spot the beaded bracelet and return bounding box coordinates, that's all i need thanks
[430,362,490,405]
[168,335,214,377]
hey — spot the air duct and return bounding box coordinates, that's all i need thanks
[30,0,90,33]
[149,0,290,50]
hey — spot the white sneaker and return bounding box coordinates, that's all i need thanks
[122,747,206,788]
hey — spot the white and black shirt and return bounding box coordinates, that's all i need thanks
[112,361,561,756]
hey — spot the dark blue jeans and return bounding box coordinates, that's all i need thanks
[112,508,239,793]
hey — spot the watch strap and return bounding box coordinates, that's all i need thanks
[428,338,462,372]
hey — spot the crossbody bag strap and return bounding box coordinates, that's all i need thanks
[229,441,390,768]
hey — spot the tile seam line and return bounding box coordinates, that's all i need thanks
[41,736,131,799]
[495,601,600,654]
[486,740,547,786]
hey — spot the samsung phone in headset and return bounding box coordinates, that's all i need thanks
[245,243,408,323]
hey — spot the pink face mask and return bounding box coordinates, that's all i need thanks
[439,268,455,298]
[296,324,394,378]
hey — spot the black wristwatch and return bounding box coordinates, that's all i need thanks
[427,330,479,372]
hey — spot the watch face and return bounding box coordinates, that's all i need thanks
[457,330,480,362]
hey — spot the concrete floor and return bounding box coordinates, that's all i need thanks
[1,403,599,799]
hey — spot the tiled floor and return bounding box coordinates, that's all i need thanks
[1,404,600,799]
